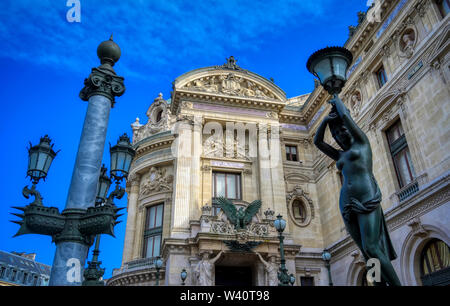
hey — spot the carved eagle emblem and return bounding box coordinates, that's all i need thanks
[216,197,261,230]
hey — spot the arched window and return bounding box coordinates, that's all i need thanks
[420,239,450,286]
[292,199,306,223]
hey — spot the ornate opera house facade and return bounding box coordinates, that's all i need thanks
[107,0,449,286]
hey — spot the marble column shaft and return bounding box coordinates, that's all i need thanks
[49,94,111,286]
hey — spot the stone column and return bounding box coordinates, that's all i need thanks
[121,173,140,265]
[190,116,203,221]
[269,123,288,218]
[258,123,274,212]
[172,117,193,237]
[49,37,125,286]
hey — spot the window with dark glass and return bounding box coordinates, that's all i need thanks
[0,267,5,278]
[386,121,416,188]
[22,272,28,284]
[420,239,450,286]
[143,203,164,258]
[285,145,298,161]
[292,199,306,223]
[300,276,315,286]
[11,270,17,281]
[376,66,388,88]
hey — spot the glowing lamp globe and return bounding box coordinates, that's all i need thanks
[306,46,353,95]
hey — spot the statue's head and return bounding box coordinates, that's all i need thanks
[329,115,353,151]
[269,256,276,263]
[202,252,210,260]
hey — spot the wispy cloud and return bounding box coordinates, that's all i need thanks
[0,0,331,80]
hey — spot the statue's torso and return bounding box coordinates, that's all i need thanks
[337,143,377,209]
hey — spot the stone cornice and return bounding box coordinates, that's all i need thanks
[106,267,165,286]
[172,90,286,115]
[344,0,396,55]
[133,133,174,158]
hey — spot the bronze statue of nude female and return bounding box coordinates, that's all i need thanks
[314,96,401,286]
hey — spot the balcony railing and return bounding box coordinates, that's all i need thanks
[397,180,419,202]
[394,173,427,202]
[112,257,159,276]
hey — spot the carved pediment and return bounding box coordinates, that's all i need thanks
[182,72,281,101]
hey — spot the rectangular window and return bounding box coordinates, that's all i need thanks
[22,272,28,284]
[212,172,241,200]
[285,145,298,161]
[0,267,5,278]
[386,121,416,188]
[143,203,164,258]
[300,276,315,286]
[376,66,388,88]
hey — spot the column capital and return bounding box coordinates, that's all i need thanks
[79,66,125,107]
[79,36,125,106]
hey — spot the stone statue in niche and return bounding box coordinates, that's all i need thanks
[350,91,362,116]
[400,29,415,58]
[256,253,278,286]
[193,251,224,286]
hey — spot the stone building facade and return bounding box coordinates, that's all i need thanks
[107,0,449,286]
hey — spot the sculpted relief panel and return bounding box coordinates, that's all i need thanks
[183,73,279,101]
[139,166,174,197]
[202,129,250,160]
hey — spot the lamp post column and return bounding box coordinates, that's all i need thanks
[49,36,125,286]
[322,251,333,286]
[325,260,333,286]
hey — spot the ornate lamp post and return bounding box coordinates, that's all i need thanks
[11,36,131,286]
[180,268,187,285]
[82,156,134,286]
[274,214,290,286]
[155,257,163,286]
[322,250,333,286]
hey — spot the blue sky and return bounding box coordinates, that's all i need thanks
[0,0,369,280]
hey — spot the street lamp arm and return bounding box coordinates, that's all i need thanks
[22,184,43,206]
[106,184,125,205]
